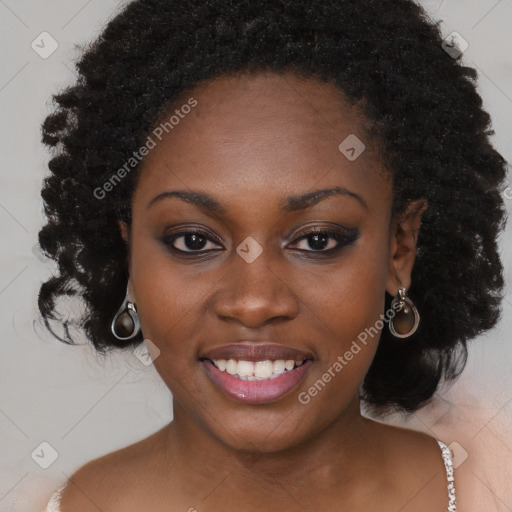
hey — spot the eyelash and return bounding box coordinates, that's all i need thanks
[161,226,359,257]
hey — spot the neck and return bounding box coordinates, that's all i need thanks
[160,395,385,507]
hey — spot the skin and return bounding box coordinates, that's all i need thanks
[60,71,456,511]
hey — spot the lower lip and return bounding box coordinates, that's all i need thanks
[202,360,313,404]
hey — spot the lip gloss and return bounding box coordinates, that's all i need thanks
[202,359,313,404]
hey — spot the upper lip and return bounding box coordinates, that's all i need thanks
[200,342,314,362]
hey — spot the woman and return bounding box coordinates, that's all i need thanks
[40,0,507,509]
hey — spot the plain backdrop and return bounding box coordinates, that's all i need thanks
[0,0,511,510]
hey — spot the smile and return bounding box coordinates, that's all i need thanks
[210,358,307,380]
[201,357,313,404]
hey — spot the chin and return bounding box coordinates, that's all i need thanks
[206,409,316,454]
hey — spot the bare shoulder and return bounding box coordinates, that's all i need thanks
[373,419,442,452]
[59,460,114,512]
[374,419,448,472]
[367,419,452,511]
[59,427,169,512]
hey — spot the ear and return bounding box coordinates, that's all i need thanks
[118,220,130,244]
[385,199,428,296]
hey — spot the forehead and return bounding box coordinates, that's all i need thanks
[134,71,390,212]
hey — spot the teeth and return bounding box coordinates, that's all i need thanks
[273,360,286,374]
[210,358,307,380]
[254,360,273,378]
[237,360,255,377]
[226,359,237,375]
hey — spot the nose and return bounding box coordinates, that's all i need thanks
[213,247,299,329]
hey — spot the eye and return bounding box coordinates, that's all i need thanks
[162,230,223,253]
[287,226,359,253]
[161,225,359,257]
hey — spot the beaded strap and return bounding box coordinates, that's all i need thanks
[437,440,457,511]
[45,485,65,512]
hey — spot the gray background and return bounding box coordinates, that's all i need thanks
[0,0,511,510]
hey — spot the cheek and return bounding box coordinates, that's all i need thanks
[304,232,391,390]
[330,243,389,344]
[295,229,390,351]
[127,227,215,369]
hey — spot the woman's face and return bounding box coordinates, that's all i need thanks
[121,71,412,453]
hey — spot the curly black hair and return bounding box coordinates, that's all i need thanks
[38,0,508,415]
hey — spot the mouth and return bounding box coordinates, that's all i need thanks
[199,343,314,404]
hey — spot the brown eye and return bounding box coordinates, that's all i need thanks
[288,227,359,254]
[163,230,223,253]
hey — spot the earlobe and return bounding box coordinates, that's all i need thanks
[385,199,428,295]
[118,220,129,243]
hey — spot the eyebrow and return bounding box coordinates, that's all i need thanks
[146,186,368,213]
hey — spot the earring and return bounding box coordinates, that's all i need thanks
[389,287,420,338]
[111,280,141,341]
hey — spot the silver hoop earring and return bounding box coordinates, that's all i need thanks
[389,287,420,339]
[111,280,141,341]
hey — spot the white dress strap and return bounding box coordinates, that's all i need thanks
[436,440,457,511]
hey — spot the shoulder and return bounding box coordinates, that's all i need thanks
[59,427,169,512]
[59,451,131,511]
[380,421,449,474]
[367,419,452,511]
[369,418,446,461]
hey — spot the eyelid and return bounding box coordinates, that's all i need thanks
[289,223,358,238]
[163,225,224,244]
